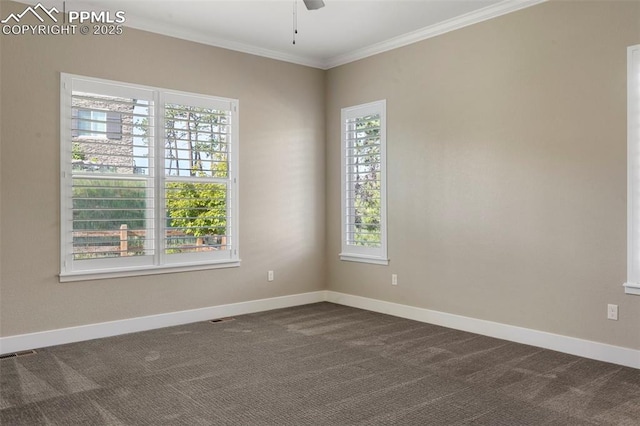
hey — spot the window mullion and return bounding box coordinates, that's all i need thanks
[155,91,165,267]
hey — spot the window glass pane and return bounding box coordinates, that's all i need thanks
[72,93,150,175]
[164,104,230,178]
[72,178,153,259]
[346,115,382,247]
[165,182,228,254]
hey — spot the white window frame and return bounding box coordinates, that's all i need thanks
[340,100,388,265]
[626,45,640,295]
[60,74,240,281]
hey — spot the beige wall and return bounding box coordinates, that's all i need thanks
[1,0,639,353]
[326,0,640,350]
[0,0,3,337]
[0,1,326,336]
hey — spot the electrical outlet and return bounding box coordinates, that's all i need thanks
[391,274,398,286]
[268,270,274,282]
[607,304,618,321]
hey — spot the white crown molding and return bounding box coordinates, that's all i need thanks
[326,291,640,369]
[11,0,325,68]
[17,0,547,70]
[123,0,547,70]
[121,15,327,70]
[324,0,547,69]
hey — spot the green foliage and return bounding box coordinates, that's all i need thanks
[72,142,86,160]
[351,115,381,246]
[72,179,147,230]
[166,180,227,237]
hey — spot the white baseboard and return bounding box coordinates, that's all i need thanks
[2,289,637,369]
[0,291,326,356]
[326,291,640,369]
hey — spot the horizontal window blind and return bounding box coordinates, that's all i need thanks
[340,100,388,265]
[345,113,382,247]
[163,102,234,257]
[69,88,154,262]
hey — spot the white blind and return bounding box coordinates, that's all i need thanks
[69,89,154,261]
[162,101,234,256]
[345,114,382,247]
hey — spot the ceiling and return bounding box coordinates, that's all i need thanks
[38,0,543,69]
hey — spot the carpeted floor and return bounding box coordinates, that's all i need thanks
[1,302,639,425]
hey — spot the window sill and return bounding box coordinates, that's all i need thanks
[75,135,108,140]
[339,253,389,266]
[60,260,241,282]
[623,282,640,295]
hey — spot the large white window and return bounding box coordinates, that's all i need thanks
[60,74,239,281]
[626,45,640,295]
[340,100,388,265]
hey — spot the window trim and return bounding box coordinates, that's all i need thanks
[339,99,388,266]
[60,73,240,282]
[626,45,640,295]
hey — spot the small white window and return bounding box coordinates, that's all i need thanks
[77,110,107,137]
[60,74,240,281]
[340,100,388,265]
[626,45,640,295]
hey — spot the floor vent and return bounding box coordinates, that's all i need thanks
[0,349,37,359]
[209,317,235,324]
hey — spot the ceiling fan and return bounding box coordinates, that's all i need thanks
[303,0,325,10]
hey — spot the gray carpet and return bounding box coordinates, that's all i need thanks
[1,302,639,425]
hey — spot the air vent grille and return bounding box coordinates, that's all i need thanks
[0,349,37,359]
[209,317,235,324]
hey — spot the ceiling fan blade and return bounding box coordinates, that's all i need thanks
[303,0,325,11]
